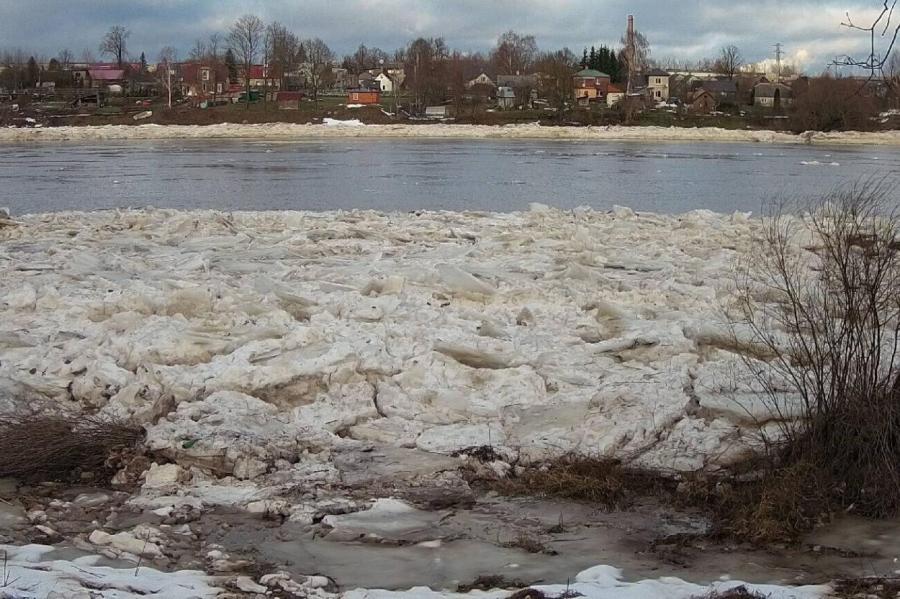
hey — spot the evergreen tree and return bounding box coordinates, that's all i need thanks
[581,48,588,69]
[224,48,238,84]
[26,56,38,87]
[589,46,597,70]
[139,52,147,73]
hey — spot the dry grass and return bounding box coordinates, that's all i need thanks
[834,577,900,598]
[0,412,143,483]
[487,456,672,511]
[692,587,766,599]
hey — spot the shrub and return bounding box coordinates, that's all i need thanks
[0,412,143,483]
[789,76,880,132]
[735,181,900,518]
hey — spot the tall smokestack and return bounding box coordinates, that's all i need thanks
[626,15,635,95]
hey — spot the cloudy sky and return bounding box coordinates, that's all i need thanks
[0,0,888,72]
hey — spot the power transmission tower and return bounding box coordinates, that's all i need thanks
[774,43,784,82]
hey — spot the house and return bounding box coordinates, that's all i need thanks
[178,62,228,99]
[646,68,671,101]
[87,67,126,89]
[497,86,516,109]
[497,74,539,107]
[466,72,496,89]
[245,65,281,90]
[357,71,379,90]
[606,83,626,107]
[347,88,381,105]
[573,69,611,105]
[276,91,304,109]
[697,79,737,106]
[374,73,395,93]
[690,89,717,113]
[753,82,793,108]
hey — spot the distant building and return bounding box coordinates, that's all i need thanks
[276,91,305,109]
[753,82,793,108]
[178,62,228,99]
[466,72,496,89]
[348,88,381,105]
[497,86,516,109]
[374,72,395,93]
[697,79,738,106]
[690,89,717,113]
[245,65,281,90]
[606,83,626,107]
[573,68,611,105]
[646,68,671,101]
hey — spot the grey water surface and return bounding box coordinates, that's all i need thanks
[1,138,898,215]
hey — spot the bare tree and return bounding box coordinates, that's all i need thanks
[57,48,73,70]
[157,46,178,108]
[189,39,207,62]
[81,48,97,64]
[491,30,538,75]
[618,29,651,78]
[885,49,900,106]
[208,33,222,100]
[835,1,900,83]
[304,38,334,108]
[716,45,743,79]
[267,22,299,91]
[228,14,265,108]
[100,25,131,67]
[535,49,578,114]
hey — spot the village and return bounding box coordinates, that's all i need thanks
[1,15,897,131]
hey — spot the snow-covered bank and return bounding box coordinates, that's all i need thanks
[1,121,900,144]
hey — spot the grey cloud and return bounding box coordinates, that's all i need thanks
[0,0,882,72]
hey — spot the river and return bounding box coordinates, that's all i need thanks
[2,138,898,215]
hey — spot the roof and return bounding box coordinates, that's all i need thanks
[646,68,671,77]
[700,79,737,94]
[607,84,625,93]
[88,69,125,81]
[574,69,610,78]
[497,74,538,87]
[754,82,792,98]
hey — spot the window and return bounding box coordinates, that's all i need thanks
[202,69,210,81]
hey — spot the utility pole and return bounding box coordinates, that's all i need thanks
[774,43,783,83]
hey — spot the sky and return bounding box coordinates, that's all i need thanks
[0,0,889,73]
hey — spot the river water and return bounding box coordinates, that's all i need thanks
[2,138,898,215]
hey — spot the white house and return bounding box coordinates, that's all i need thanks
[375,73,395,93]
[646,69,671,101]
[466,72,496,89]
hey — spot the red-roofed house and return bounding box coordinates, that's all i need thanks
[243,65,281,90]
[178,62,229,99]
[87,68,126,89]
